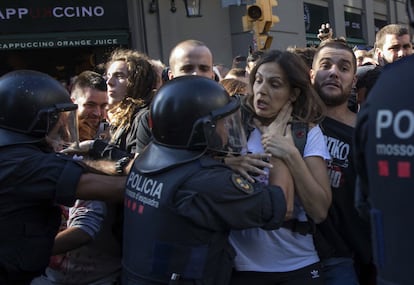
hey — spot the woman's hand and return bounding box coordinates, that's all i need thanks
[255,102,297,161]
[262,127,298,161]
[256,101,292,137]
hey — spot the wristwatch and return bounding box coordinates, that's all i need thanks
[115,156,132,174]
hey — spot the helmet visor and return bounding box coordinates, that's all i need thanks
[45,109,79,152]
[204,109,247,155]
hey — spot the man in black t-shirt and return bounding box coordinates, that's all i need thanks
[311,39,375,285]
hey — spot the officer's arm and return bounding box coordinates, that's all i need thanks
[173,168,287,231]
[76,173,125,203]
[81,156,135,176]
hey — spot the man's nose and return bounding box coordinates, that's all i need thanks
[92,106,102,116]
[106,75,114,85]
[328,65,340,77]
[100,107,108,119]
[255,81,266,94]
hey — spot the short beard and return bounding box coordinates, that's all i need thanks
[315,85,350,107]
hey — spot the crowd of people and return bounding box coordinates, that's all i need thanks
[1,2,414,284]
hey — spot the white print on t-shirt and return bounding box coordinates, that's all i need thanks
[324,135,350,188]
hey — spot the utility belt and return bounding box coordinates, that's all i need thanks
[282,219,315,235]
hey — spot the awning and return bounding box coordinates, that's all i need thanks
[0,30,129,50]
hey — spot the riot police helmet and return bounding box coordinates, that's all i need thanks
[136,76,246,173]
[0,70,78,149]
[151,75,246,152]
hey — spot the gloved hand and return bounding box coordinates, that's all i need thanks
[60,140,94,155]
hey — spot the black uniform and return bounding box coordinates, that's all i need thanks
[122,144,287,285]
[354,55,414,285]
[0,143,84,284]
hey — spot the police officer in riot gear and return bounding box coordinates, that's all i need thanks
[0,70,126,285]
[122,75,293,285]
[354,1,414,284]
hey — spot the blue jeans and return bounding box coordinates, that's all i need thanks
[322,257,359,285]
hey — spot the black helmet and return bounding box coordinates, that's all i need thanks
[0,70,78,147]
[136,76,246,174]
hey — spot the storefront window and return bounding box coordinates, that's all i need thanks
[345,11,366,46]
[304,2,329,46]
[375,18,388,33]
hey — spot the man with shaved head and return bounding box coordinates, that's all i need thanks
[168,39,215,80]
[136,39,216,152]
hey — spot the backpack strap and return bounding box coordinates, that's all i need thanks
[290,122,308,157]
[281,122,314,235]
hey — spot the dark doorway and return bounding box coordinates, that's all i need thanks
[0,46,116,86]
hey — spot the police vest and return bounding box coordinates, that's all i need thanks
[123,157,235,285]
[364,55,414,285]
